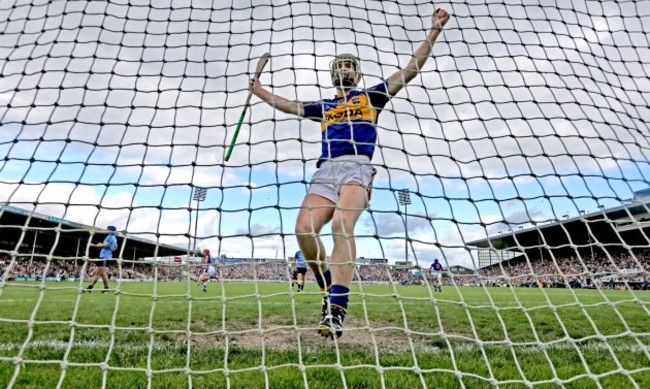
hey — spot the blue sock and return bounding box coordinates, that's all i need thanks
[329,284,349,311]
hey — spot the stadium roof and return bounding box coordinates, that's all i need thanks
[466,198,650,257]
[0,204,187,260]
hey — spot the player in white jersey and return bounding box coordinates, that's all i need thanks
[198,248,216,292]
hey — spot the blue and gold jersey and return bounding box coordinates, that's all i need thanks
[303,82,391,165]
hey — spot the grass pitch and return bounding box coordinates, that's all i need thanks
[0,281,649,388]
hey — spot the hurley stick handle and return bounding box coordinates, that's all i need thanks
[225,52,271,162]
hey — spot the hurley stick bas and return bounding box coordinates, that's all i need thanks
[225,52,271,161]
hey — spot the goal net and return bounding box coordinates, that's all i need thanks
[1,0,649,387]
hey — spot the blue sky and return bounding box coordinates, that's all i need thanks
[0,0,648,269]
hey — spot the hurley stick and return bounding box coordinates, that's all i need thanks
[225,52,271,161]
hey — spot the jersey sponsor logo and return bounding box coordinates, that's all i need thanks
[324,108,364,122]
[321,93,378,131]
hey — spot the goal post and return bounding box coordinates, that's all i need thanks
[1,1,649,388]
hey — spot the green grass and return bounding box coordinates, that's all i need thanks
[1,281,649,388]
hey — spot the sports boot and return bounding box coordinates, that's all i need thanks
[318,305,346,339]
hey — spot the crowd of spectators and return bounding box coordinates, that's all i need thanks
[1,251,648,290]
[479,250,650,290]
[0,256,153,282]
[0,256,422,284]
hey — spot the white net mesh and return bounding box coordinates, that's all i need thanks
[1,0,649,387]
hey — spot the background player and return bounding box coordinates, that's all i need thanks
[85,225,118,293]
[197,248,216,292]
[294,250,308,292]
[430,259,443,292]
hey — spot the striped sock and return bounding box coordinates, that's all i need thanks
[329,284,349,311]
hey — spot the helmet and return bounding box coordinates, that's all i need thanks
[330,53,360,88]
[203,249,210,254]
[107,226,117,232]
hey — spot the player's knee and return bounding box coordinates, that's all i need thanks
[295,221,315,237]
[331,215,354,236]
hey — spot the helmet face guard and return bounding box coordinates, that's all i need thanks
[330,54,360,88]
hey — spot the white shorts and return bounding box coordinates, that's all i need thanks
[309,155,376,204]
[204,266,216,276]
[433,272,442,281]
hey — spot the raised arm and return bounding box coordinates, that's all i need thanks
[386,8,451,96]
[250,77,305,117]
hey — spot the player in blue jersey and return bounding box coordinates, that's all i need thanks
[85,225,118,293]
[250,8,451,339]
[294,250,308,292]
[198,248,216,292]
[430,259,443,292]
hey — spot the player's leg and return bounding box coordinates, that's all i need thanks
[99,265,110,292]
[296,193,334,274]
[295,193,335,311]
[319,182,367,339]
[85,264,99,291]
[300,269,307,291]
[329,183,366,286]
[296,272,303,291]
[295,192,336,325]
[203,268,215,292]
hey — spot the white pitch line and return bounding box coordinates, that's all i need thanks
[0,340,647,353]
